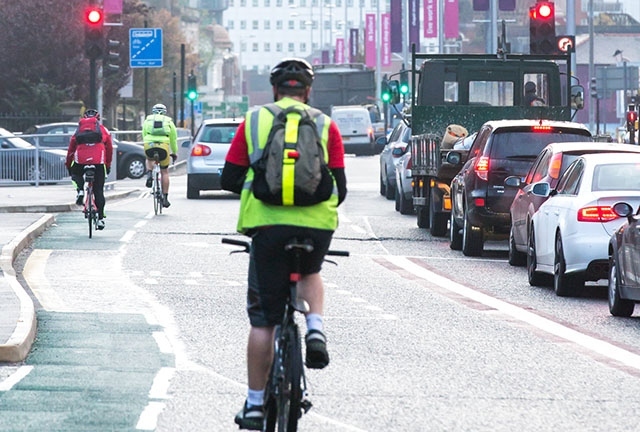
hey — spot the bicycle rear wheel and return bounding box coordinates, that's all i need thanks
[86,185,94,238]
[153,170,163,215]
[265,324,303,432]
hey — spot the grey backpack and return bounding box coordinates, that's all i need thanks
[251,104,333,206]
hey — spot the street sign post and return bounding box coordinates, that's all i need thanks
[129,28,163,68]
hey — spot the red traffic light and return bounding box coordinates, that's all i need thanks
[85,7,103,25]
[530,2,554,20]
[627,111,638,123]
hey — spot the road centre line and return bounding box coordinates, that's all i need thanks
[385,255,640,372]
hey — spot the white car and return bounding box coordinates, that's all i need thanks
[186,118,242,199]
[528,152,640,297]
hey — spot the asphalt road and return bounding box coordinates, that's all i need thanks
[2,156,640,431]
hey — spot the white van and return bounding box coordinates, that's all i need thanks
[330,105,376,155]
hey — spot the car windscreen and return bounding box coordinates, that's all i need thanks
[200,125,238,143]
[490,129,591,159]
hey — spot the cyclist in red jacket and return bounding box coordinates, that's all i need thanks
[65,109,113,230]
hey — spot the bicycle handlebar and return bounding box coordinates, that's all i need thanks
[222,238,349,257]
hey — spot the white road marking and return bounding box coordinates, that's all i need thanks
[386,256,640,371]
[120,230,136,243]
[135,401,166,430]
[147,367,175,399]
[23,250,67,311]
[0,366,33,391]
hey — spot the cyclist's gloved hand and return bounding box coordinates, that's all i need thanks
[106,166,111,175]
[170,153,177,163]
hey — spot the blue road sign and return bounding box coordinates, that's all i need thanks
[129,28,163,68]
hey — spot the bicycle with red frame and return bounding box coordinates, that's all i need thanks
[82,165,99,238]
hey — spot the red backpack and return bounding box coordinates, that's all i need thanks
[74,116,103,144]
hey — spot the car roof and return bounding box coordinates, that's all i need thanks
[543,141,640,154]
[578,152,640,164]
[483,119,591,132]
[200,118,242,126]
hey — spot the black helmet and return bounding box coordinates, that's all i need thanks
[83,108,100,119]
[269,58,314,88]
[524,81,536,93]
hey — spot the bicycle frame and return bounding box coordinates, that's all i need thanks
[83,165,98,238]
[222,237,348,432]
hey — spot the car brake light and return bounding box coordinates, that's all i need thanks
[191,144,211,157]
[549,153,562,179]
[474,156,490,181]
[577,206,618,222]
[532,125,553,133]
[474,198,485,207]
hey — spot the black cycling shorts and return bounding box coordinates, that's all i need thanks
[247,226,334,327]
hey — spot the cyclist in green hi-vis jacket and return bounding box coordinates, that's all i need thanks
[221,58,347,430]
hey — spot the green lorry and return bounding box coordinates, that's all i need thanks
[404,48,584,236]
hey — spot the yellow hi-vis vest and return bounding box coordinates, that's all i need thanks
[236,97,339,234]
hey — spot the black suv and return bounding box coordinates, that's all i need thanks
[448,119,592,256]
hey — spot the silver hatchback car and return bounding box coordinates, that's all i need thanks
[187,118,242,199]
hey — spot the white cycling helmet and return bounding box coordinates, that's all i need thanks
[152,103,167,115]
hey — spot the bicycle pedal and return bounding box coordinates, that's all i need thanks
[301,399,312,414]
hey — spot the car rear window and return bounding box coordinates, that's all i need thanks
[199,125,238,143]
[490,129,591,159]
[593,163,640,191]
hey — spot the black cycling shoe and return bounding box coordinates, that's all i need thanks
[305,330,329,369]
[234,401,264,430]
[145,174,152,188]
[162,196,171,208]
[75,190,84,206]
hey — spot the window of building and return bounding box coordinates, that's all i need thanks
[252,42,259,52]
[276,43,283,52]
[227,21,234,30]
[265,42,271,52]
[264,20,270,30]
[252,20,259,30]
[300,42,307,53]
[240,0,246,6]
[288,20,295,30]
[276,0,282,6]
[252,0,258,6]
[276,20,283,30]
[264,0,270,5]
[288,42,295,52]
[240,20,247,30]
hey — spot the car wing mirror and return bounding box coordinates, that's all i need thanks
[182,140,191,148]
[504,175,522,188]
[445,151,462,165]
[571,85,585,110]
[531,182,551,197]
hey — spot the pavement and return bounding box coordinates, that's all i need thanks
[0,177,146,363]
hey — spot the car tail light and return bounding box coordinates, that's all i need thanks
[190,144,211,157]
[474,156,490,181]
[406,158,412,169]
[549,153,562,179]
[577,206,618,222]
[474,198,485,207]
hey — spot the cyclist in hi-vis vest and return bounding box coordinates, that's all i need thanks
[65,109,113,230]
[221,58,347,430]
[142,103,178,208]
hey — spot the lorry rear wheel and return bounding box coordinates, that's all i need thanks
[417,207,430,228]
[429,190,448,237]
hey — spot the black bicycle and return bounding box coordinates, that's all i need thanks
[150,153,163,215]
[82,164,99,238]
[223,237,348,432]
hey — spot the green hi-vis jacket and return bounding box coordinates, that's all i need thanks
[237,97,339,234]
[142,114,178,154]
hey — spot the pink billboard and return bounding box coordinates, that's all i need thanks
[335,38,344,64]
[365,14,376,68]
[424,0,437,38]
[382,13,390,66]
[444,0,459,39]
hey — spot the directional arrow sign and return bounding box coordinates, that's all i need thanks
[129,28,163,68]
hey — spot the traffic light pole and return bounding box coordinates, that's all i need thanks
[89,58,97,109]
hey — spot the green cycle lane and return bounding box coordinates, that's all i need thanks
[0,211,175,431]
[0,312,173,431]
